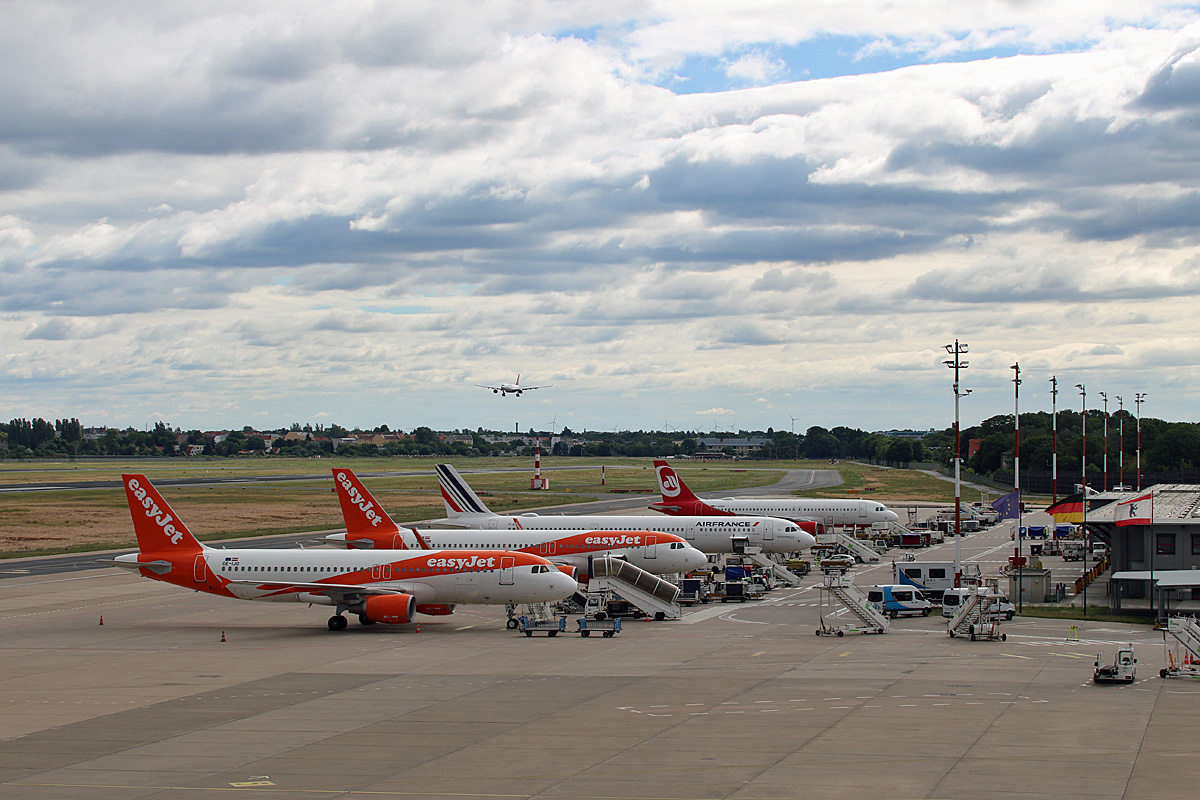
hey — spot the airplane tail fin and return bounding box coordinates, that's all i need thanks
[122,474,205,556]
[435,464,493,517]
[653,460,703,505]
[332,469,401,534]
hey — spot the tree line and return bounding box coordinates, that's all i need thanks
[2,413,1197,477]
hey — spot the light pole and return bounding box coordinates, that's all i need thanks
[1050,376,1058,503]
[1077,383,1087,619]
[1117,396,1124,489]
[1135,393,1146,491]
[1013,362,1023,612]
[944,340,970,582]
[1099,391,1109,491]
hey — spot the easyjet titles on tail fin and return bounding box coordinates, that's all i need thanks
[332,469,401,534]
[123,474,204,555]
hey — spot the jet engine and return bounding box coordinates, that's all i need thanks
[361,593,417,624]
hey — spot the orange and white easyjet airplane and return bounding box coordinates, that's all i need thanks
[650,459,899,529]
[110,474,576,631]
[324,468,709,576]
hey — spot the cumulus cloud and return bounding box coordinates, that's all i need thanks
[1,2,1198,430]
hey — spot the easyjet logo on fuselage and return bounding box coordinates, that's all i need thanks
[584,535,643,547]
[335,471,383,527]
[426,555,497,570]
[126,477,184,544]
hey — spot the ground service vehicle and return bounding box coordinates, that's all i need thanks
[867,585,932,618]
[1094,645,1137,683]
[894,561,982,599]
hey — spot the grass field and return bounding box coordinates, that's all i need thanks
[0,457,1016,557]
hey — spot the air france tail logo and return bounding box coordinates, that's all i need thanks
[426,555,496,570]
[584,535,643,547]
[657,465,681,497]
[335,471,383,527]
[126,477,183,544]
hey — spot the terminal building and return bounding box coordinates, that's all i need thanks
[1083,485,1200,616]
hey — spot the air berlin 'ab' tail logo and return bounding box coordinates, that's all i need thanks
[658,466,681,497]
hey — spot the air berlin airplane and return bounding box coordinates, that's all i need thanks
[324,469,709,576]
[110,474,576,631]
[650,459,900,529]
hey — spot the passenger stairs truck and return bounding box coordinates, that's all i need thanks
[816,532,882,564]
[947,587,1006,641]
[1161,616,1200,679]
[584,556,683,621]
[730,540,803,587]
[817,572,890,636]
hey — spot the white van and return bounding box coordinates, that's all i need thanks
[866,585,933,618]
[942,587,1016,620]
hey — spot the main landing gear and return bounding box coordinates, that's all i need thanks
[328,615,348,631]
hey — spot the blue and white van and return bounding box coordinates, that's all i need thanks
[866,585,933,618]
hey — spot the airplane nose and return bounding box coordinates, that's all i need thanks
[549,572,577,598]
[886,510,900,522]
[796,531,817,549]
[684,548,708,570]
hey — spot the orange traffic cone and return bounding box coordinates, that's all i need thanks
[98,615,103,626]
[415,622,421,633]
[220,631,226,642]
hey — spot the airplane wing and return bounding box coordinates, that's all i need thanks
[520,384,552,391]
[474,383,501,390]
[227,579,422,603]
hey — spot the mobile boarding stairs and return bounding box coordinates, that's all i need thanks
[1161,616,1200,679]
[582,556,683,621]
[730,538,803,587]
[815,532,882,564]
[817,571,890,636]
[947,586,1006,641]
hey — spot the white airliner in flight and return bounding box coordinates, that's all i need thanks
[323,468,709,576]
[475,374,552,396]
[650,460,900,529]
[110,474,575,631]
[432,464,816,554]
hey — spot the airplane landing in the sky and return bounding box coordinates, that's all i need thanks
[475,374,551,396]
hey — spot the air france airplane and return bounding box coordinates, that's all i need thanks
[474,374,552,396]
[432,464,816,554]
[110,474,576,631]
[650,460,900,529]
[324,469,709,576]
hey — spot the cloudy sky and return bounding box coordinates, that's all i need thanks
[3,1,1199,435]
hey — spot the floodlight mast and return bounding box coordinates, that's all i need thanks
[1117,396,1124,489]
[1050,376,1058,502]
[1099,391,1109,491]
[1077,383,1087,619]
[1135,393,1147,491]
[944,340,970,581]
[1013,362,1023,613]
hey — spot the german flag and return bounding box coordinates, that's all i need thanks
[1046,493,1084,523]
